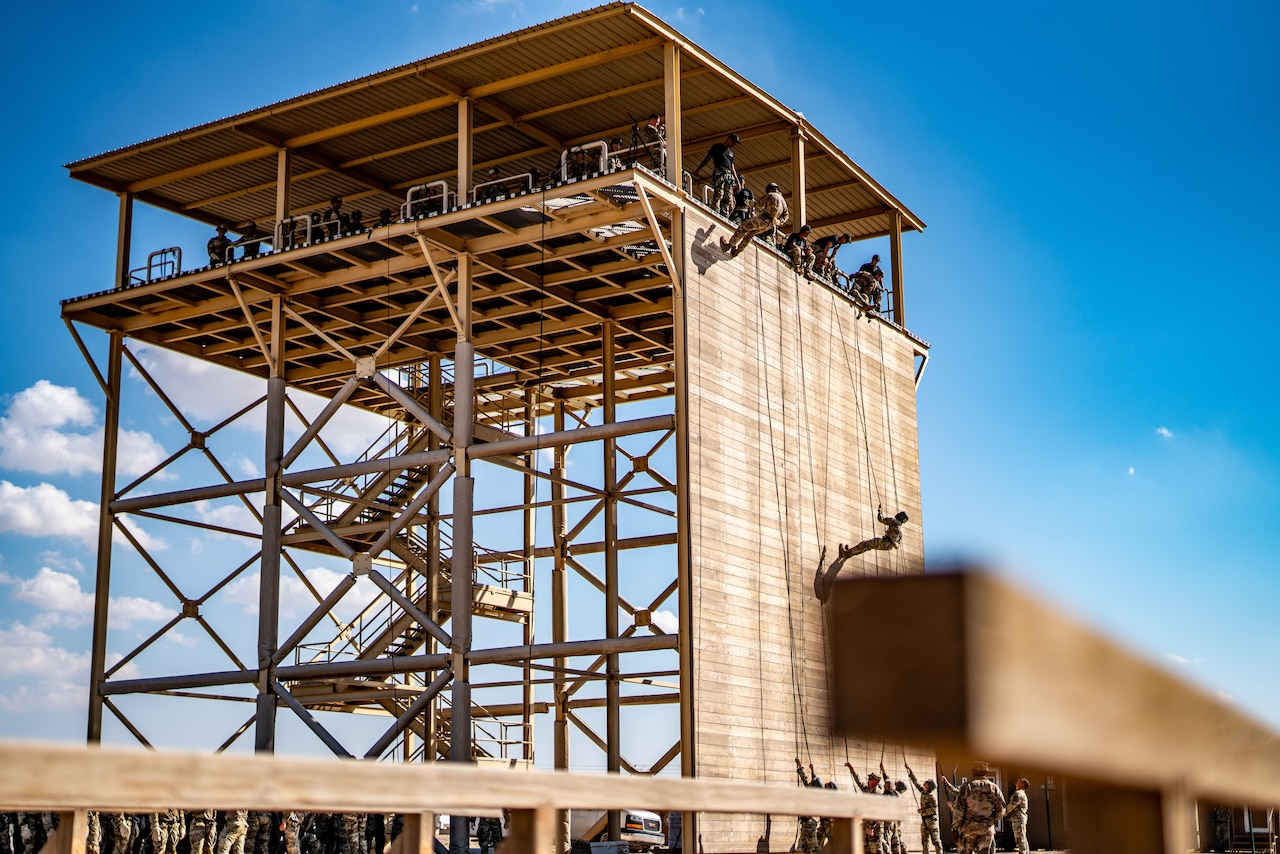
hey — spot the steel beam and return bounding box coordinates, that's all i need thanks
[87,335,122,743]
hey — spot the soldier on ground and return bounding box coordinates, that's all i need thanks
[279,815,301,854]
[475,815,502,854]
[215,811,249,854]
[693,133,740,217]
[904,761,944,854]
[1209,805,1230,853]
[845,763,890,854]
[720,182,789,257]
[1002,778,1030,854]
[188,811,217,854]
[952,762,1005,854]
[793,758,823,854]
[207,225,233,266]
[150,811,184,854]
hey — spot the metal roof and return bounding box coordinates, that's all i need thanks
[66,2,924,242]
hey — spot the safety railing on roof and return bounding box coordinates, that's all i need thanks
[129,247,182,284]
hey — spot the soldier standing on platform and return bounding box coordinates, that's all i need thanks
[694,133,740,217]
[207,225,233,266]
[904,762,944,854]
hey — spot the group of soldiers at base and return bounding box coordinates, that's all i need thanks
[0,810,405,854]
[0,812,57,854]
[790,759,1028,854]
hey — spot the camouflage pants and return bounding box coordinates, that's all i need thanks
[86,813,101,854]
[188,821,216,854]
[886,820,905,854]
[153,822,182,854]
[723,215,779,256]
[848,535,894,556]
[863,820,890,854]
[919,818,943,854]
[956,823,994,854]
[216,818,248,854]
[786,244,814,274]
[796,818,818,854]
[709,168,735,216]
[476,818,502,854]
[248,814,272,854]
[283,823,300,854]
[1009,818,1028,854]
[111,816,133,854]
[340,816,365,854]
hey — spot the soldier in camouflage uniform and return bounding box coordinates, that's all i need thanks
[476,816,503,854]
[793,759,822,854]
[1209,805,1230,853]
[279,815,301,854]
[783,226,815,275]
[847,507,909,557]
[953,763,1005,854]
[207,226,233,266]
[882,776,908,854]
[818,782,839,847]
[721,183,790,258]
[215,812,249,854]
[188,812,217,854]
[1001,779,1030,854]
[150,811,184,854]
[0,814,13,854]
[109,814,134,854]
[246,813,272,854]
[845,763,890,854]
[904,762,944,854]
[339,815,364,854]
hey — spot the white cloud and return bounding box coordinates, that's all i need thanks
[236,455,261,477]
[0,481,99,545]
[0,622,92,710]
[1216,690,1235,704]
[37,550,84,574]
[650,609,678,633]
[226,565,365,620]
[11,566,172,629]
[1164,652,1188,665]
[194,499,261,534]
[1127,466,1135,475]
[1156,427,1174,439]
[0,380,167,477]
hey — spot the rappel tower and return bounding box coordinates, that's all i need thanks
[62,4,930,853]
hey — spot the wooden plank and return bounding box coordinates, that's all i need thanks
[828,570,1280,808]
[0,741,913,823]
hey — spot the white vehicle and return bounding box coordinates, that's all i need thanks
[570,809,665,851]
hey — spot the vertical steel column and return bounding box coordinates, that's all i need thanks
[275,151,292,225]
[449,255,475,854]
[890,210,905,325]
[426,353,443,764]
[86,333,122,742]
[664,42,683,184]
[791,129,807,229]
[603,322,622,841]
[522,396,537,762]
[457,100,473,205]
[551,400,570,852]
[255,296,286,753]
[115,193,133,289]
[671,205,698,845]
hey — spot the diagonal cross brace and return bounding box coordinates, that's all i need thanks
[366,569,453,649]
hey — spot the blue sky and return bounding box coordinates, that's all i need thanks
[0,0,1277,750]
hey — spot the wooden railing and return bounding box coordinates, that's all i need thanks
[6,569,1279,854]
[827,569,1280,854]
[0,741,910,854]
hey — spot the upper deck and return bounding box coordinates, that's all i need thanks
[62,4,924,418]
